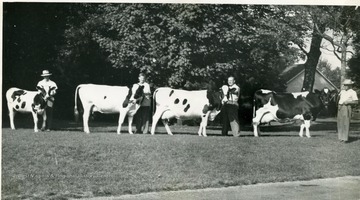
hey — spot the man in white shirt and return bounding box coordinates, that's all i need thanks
[221,76,241,137]
[37,70,58,131]
[337,79,358,142]
[135,73,152,134]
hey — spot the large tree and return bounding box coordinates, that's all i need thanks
[281,6,360,92]
[283,6,330,92]
[348,22,360,89]
[315,6,360,89]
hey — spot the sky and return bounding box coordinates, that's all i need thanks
[320,45,342,70]
[296,29,356,70]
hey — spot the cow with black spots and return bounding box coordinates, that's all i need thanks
[6,86,54,132]
[150,85,224,136]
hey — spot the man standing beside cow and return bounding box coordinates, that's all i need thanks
[37,70,58,131]
[337,79,358,143]
[221,76,241,137]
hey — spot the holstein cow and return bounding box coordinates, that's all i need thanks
[6,86,56,132]
[252,89,332,138]
[150,87,224,136]
[74,84,144,134]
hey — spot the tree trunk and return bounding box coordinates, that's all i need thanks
[302,24,326,92]
[340,42,347,90]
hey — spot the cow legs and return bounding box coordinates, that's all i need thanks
[150,109,164,135]
[32,112,39,132]
[299,122,305,137]
[162,119,173,135]
[252,110,262,137]
[198,124,204,136]
[82,106,91,134]
[252,109,267,137]
[198,113,210,137]
[117,111,127,135]
[299,120,311,138]
[253,110,275,137]
[40,111,47,131]
[127,115,134,134]
[304,120,311,138]
[8,107,16,130]
[253,122,261,137]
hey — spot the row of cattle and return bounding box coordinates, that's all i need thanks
[6,84,336,137]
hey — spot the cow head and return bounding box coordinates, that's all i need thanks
[122,84,145,108]
[36,86,57,101]
[32,93,47,114]
[132,84,145,102]
[316,88,336,109]
[205,88,225,121]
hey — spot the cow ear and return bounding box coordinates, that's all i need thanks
[122,98,129,108]
[202,105,209,114]
[36,86,42,90]
[314,89,320,94]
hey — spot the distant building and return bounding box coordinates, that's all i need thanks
[281,64,339,92]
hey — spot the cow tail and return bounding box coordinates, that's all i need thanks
[74,85,82,122]
[152,88,159,115]
[253,96,256,119]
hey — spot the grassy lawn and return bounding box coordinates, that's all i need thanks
[2,119,360,199]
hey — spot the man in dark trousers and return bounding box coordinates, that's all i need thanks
[135,73,152,134]
[221,76,241,137]
[37,70,58,131]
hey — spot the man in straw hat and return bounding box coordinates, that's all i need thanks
[37,70,58,131]
[337,79,358,142]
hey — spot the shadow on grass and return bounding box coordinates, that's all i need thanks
[346,135,360,143]
[208,120,349,132]
[3,118,359,139]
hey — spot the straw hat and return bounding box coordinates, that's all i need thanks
[41,70,52,77]
[343,79,354,85]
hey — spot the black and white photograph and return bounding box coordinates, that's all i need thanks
[2,1,360,199]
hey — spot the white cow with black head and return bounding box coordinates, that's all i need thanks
[252,88,334,138]
[6,86,56,132]
[74,84,144,134]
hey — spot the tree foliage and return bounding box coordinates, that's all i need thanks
[79,4,298,92]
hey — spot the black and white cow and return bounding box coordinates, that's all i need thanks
[6,86,56,132]
[252,89,332,138]
[74,84,144,134]
[150,87,224,136]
